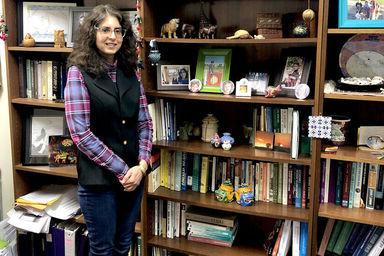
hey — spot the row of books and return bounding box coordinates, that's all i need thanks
[148,99,176,142]
[19,58,67,100]
[151,200,239,248]
[264,219,308,256]
[151,247,188,256]
[318,219,384,256]
[320,159,384,210]
[156,149,310,208]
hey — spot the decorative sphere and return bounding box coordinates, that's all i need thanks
[302,9,315,22]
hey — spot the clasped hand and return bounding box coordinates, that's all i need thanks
[120,165,143,191]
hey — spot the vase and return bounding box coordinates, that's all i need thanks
[201,114,219,142]
[221,132,234,150]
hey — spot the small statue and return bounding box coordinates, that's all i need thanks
[148,39,161,66]
[226,30,253,39]
[54,30,65,48]
[160,18,179,38]
[265,84,282,98]
[215,180,235,203]
[199,25,217,39]
[21,33,36,47]
[210,132,221,148]
[181,23,195,38]
[234,184,254,206]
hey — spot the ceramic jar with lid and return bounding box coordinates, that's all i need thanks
[201,114,219,142]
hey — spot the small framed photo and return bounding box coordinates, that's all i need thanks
[68,7,93,47]
[157,62,191,90]
[278,55,311,97]
[22,109,67,165]
[196,48,232,93]
[339,0,384,28]
[221,80,235,95]
[235,78,252,97]
[254,131,275,150]
[246,72,269,95]
[189,79,202,93]
[19,2,77,46]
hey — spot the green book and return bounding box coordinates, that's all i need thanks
[332,221,354,255]
[326,220,344,252]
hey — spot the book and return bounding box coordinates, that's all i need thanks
[264,220,284,255]
[187,234,234,247]
[299,222,308,256]
[318,218,335,256]
[368,230,384,256]
[332,221,354,255]
[363,227,384,255]
[326,220,344,253]
[366,164,379,210]
[48,136,77,167]
[292,221,300,256]
[277,220,292,256]
[291,110,300,159]
[185,206,237,228]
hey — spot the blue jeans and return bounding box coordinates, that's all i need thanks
[78,183,144,256]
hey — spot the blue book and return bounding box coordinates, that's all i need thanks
[295,166,302,208]
[353,226,377,256]
[362,227,384,256]
[300,222,308,256]
[342,223,365,255]
[335,161,344,205]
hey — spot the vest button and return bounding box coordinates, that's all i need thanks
[122,120,126,124]
[123,140,127,145]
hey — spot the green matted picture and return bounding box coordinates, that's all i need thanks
[195,48,232,93]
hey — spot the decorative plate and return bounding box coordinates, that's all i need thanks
[336,79,383,92]
[339,34,384,78]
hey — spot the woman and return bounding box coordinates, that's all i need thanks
[177,68,189,84]
[64,5,152,255]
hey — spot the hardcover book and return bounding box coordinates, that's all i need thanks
[48,136,77,167]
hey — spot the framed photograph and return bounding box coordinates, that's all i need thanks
[246,72,269,95]
[20,2,77,46]
[235,78,252,97]
[157,62,191,90]
[68,7,93,47]
[254,131,275,150]
[278,55,311,97]
[339,0,384,28]
[22,109,67,165]
[195,48,232,93]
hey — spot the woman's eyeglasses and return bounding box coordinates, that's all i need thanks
[94,26,127,38]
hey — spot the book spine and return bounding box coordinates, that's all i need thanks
[200,156,209,193]
[354,162,363,208]
[282,163,288,205]
[324,158,331,203]
[342,162,352,207]
[185,213,235,228]
[366,164,379,210]
[335,161,344,206]
[187,234,232,247]
[374,165,384,210]
[317,218,335,256]
[368,230,384,256]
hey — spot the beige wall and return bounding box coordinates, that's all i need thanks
[0,2,15,219]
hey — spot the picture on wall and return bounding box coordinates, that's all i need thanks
[339,0,384,27]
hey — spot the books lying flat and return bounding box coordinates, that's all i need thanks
[185,206,237,228]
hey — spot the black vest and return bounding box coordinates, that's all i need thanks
[77,68,140,186]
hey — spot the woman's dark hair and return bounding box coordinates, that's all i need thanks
[67,4,137,77]
[179,68,188,77]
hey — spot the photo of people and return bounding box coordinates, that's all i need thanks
[203,55,225,87]
[160,65,191,85]
[349,0,383,20]
[221,80,234,95]
[189,79,202,93]
[280,56,304,88]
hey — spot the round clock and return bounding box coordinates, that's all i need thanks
[339,34,384,78]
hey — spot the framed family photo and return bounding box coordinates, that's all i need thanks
[195,49,232,93]
[22,109,67,165]
[157,62,191,90]
[339,0,384,28]
[19,2,77,46]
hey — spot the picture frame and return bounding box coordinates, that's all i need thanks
[235,78,252,97]
[246,72,269,95]
[195,48,232,93]
[68,7,93,47]
[339,0,384,28]
[19,2,77,46]
[22,109,67,165]
[277,55,311,97]
[157,62,191,90]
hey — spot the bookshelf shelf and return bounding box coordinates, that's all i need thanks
[319,203,384,227]
[12,98,65,109]
[148,187,309,221]
[143,37,318,45]
[7,46,73,53]
[146,91,315,106]
[320,146,384,165]
[327,28,384,34]
[324,92,384,102]
[15,164,77,178]
[153,140,312,166]
[147,236,265,256]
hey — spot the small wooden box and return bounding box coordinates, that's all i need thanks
[256,13,282,29]
[256,28,283,39]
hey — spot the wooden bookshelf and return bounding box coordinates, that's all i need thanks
[147,236,265,256]
[320,146,384,165]
[15,164,77,178]
[319,204,384,227]
[143,37,318,45]
[7,46,73,53]
[146,90,315,106]
[324,92,384,102]
[12,98,65,109]
[153,140,312,166]
[328,28,384,34]
[148,187,309,222]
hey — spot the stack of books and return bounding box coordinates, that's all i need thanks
[185,206,238,247]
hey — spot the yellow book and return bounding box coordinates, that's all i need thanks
[200,156,209,193]
[160,149,168,187]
